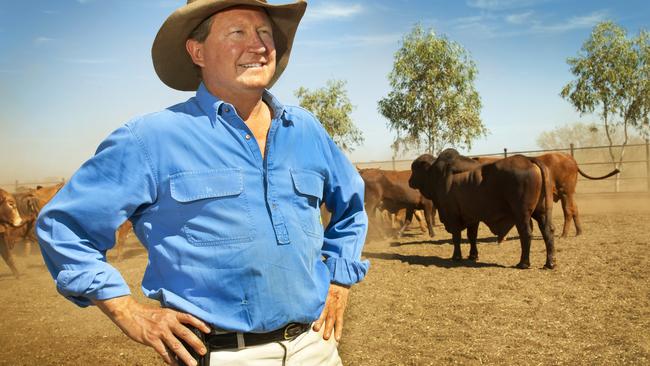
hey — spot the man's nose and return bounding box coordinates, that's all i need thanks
[247,32,268,53]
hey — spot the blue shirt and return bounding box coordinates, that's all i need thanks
[36,83,369,333]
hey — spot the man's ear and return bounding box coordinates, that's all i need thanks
[186,38,205,67]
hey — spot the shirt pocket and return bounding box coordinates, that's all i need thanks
[290,169,325,238]
[170,169,255,246]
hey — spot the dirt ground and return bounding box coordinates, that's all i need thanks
[0,193,648,365]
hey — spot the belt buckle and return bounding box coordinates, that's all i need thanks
[283,323,303,340]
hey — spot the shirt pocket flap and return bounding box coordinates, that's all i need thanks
[290,169,324,199]
[170,169,243,203]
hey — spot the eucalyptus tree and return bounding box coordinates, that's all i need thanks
[561,21,649,190]
[295,79,364,152]
[378,24,486,156]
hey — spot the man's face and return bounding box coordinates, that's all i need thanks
[192,6,276,94]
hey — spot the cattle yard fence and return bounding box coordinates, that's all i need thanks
[2,141,649,195]
[0,178,66,194]
[354,140,650,194]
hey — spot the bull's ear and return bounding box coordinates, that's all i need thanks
[0,224,6,234]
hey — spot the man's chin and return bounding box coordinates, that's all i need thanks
[238,78,273,91]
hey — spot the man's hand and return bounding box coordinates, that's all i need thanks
[312,283,350,342]
[94,296,211,366]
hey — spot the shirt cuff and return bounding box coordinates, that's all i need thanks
[55,265,131,307]
[324,257,370,286]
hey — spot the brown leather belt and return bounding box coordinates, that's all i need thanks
[179,323,311,366]
[204,322,310,350]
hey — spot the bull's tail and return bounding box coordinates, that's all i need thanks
[530,158,554,220]
[531,157,556,269]
[578,167,620,180]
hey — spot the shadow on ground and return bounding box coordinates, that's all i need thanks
[389,235,520,247]
[362,251,506,268]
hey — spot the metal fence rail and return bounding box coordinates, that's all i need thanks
[0,178,66,193]
[3,141,649,194]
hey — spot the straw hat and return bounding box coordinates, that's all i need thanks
[152,0,307,91]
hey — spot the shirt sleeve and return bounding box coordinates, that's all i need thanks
[319,131,370,286]
[36,123,158,307]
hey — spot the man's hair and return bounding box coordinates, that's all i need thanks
[187,14,216,78]
[189,14,217,43]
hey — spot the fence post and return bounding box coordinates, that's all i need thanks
[503,148,508,158]
[14,180,18,192]
[570,143,575,157]
[392,157,396,171]
[646,138,649,192]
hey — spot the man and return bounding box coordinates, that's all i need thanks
[36,1,369,365]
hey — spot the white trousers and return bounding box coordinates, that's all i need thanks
[208,326,342,366]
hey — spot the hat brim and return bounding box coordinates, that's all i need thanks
[152,0,307,91]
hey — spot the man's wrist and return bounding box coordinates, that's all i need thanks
[94,295,136,320]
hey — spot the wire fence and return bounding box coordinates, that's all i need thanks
[354,140,650,194]
[0,178,66,194]
[2,141,649,194]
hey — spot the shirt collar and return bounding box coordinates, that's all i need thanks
[195,82,288,123]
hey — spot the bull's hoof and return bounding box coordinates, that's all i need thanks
[515,262,530,269]
[452,255,463,261]
[543,262,555,270]
[468,254,478,262]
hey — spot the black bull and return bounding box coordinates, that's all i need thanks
[409,149,556,269]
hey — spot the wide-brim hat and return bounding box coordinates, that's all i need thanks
[152,0,307,91]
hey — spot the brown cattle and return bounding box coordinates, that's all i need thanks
[536,153,618,237]
[0,188,25,278]
[11,183,64,255]
[360,168,435,238]
[32,183,64,209]
[473,153,619,237]
[410,149,555,269]
[113,221,134,261]
[391,209,429,233]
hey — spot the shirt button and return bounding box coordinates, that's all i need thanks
[245,134,251,140]
[272,204,277,209]
[224,107,230,113]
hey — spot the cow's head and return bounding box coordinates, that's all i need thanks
[0,189,23,228]
[409,154,436,199]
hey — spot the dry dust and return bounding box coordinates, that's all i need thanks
[0,193,648,365]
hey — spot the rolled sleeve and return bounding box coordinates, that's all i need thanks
[55,265,130,307]
[324,256,370,286]
[320,133,370,286]
[36,123,157,307]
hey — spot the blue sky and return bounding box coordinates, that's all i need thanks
[1,0,649,182]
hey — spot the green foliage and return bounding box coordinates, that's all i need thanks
[561,21,650,143]
[536,122,646,150]
[378,23,486,155]
[294,79,364,152]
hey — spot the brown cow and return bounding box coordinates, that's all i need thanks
[0,188,24,278]
[360,168,435,238]
[11,183,64,255]
[473,153,619,237]
[537,153,618,237]
[410,149,555,269]
[113,221,134,261]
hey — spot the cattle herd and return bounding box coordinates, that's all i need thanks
[360,149,619,269]
[0,150,619,278]
[0,183,133,278]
